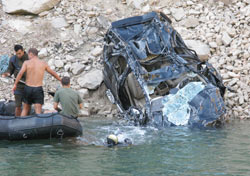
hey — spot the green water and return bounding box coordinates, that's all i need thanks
[0,118,250,176]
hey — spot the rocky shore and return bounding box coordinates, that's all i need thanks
[0,0,249,119]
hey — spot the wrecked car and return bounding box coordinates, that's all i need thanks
[103,12,226,127]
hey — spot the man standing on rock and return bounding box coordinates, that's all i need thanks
[1,45,29,116]
[13,48,61,116]
[53,76,83,118]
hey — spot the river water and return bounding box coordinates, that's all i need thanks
[0,118,250,176]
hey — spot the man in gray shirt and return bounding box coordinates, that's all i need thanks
[54,77,83,117]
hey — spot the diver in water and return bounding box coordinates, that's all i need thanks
[106,134,132,147]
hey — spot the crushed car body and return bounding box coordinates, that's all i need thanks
[103,12,226,128]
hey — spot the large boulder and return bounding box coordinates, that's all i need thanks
[2,0,60,15]
[77,69,103,90]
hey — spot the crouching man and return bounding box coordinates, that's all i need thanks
[54,77,83,118]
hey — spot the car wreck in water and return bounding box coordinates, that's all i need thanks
[103,12,227,128]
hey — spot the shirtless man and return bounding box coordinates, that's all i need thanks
[13,48,61,116]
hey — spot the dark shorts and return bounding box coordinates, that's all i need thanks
[23,85,44,105]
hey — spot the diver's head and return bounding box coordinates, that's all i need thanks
[107,134,118,146]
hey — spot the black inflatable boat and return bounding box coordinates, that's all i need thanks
[0,101,82,140]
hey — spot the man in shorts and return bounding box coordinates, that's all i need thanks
[2,45,28,116]
[13,48,61,116]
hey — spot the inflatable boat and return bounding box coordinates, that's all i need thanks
[0,101,82,140]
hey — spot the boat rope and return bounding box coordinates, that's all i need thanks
[0,112,78,120]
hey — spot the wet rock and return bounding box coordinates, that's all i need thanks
[2,0,60,15]
[77,69,103,90]
[51,17,69,28]
[71,63,85,75]
[38,48,48,58]
[184,40,210,61]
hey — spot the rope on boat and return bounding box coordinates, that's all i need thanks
[0,112,78,120]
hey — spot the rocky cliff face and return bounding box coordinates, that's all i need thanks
[0,0,249,119]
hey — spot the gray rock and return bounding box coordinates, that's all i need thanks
[163,9,171,15]
[64,63,71,72]
[184,17,199,28]
[97,16,110,29]
[184,40,210,61]
[65,55,75,61]
[2,0,60,15]
[6,19,32,34]
[54,60,64,68]
[78,88,89,99]
[209,42,218,48]
[71,63,85,75]
[38,48,48,58]
[91,46,103,57]
[170,8,185,21]
[77,69,103,90]
[126,0,144,9]
[87,27,99,35]
[74,24,82,35]
[218,0,232,5]
[222,32,232,46]
[142,4,150,13]
[51,17,69,28]
[228,71,240,78]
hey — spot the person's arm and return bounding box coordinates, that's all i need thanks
[12,62,27,91]
[45,63,61,81]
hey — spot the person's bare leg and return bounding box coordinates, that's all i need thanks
[21,103,31,116]
[15,107,22,116]
[34,104,42,114]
